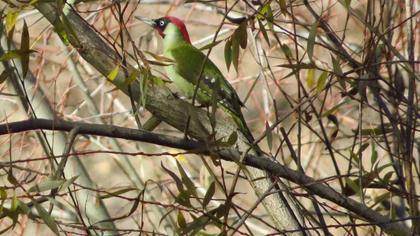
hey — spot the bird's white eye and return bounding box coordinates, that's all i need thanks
[159,20,165,26]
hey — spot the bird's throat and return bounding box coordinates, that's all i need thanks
[163,24,190,52]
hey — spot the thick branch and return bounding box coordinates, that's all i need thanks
[0,118,411,236]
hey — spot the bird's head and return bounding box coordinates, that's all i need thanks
[137,16,191,44]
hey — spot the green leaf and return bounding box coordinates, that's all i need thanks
[331,55,345,89]
[361,171,377,188]
[99,187,138,199]
[21,21,30,78]
[276,63,315,69]
[344,178,360,195]
[0,187,7,200]
[0,50,21,61]
[0,10,3,38]
[177,210,187,228]
[281,44,292,58]
[34,202,59,235]
[45,198,75,216]
[143,51,174,64]
[331,55,343,76]
[236,21,247,49]
[175,191,192,207]
[359,127,393,136]
[370,143,378,167]
[0,68,13,84]
[224,39,232,71]
[259,4,273,23]
[381,171,393,184]
[265,121,273,151]
[277,0,287,15]
[176,161,196,196]
[0,50,36,61]
[214,132,238,147]
[135,69,147,108]
[6,8,19,33]
[350,151,359,166]
[17,200,30,214]
[327,114,339,142]
[180,213,212,235]
[375,163,393,174]
[124,69,141,86]
[322,100,344,117]
[257,19,270,46]
[126,193,141,216]
[59,176,78,192]
[231,36,240,72]
[307,68,315,88]
[199,40,222,51]
[307,21,318,61]
[344,0,352,8]
[10,195,18,212]
[161,163,185,194]
[9,195,19,227]
[373,192,390,205]
[316,71,328,92]
[7,169,18,185]
[202,181,215,208]
[257,4,267,20]
[7,23,15,47]
[225,132,237,146]
[107,65,120,81]
[215,203,229,218]
[358,143,370,154]
[28,178,65,193]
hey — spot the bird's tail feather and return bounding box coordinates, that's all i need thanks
[229,111,264,155]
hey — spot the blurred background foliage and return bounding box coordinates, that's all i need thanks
[0,0,419,235]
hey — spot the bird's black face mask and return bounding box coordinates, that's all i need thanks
[153,18,170,36]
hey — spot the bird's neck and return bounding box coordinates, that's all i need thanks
[163,24,189,52]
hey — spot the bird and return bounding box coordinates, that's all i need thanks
[138,16,255,143]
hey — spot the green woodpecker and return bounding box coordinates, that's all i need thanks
[139,16,255,142]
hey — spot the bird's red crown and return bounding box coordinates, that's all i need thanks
[154,16,191,44]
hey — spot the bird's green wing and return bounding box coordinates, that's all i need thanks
[168,44,244,116]
[168,43,257,143]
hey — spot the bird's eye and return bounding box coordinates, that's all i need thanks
[159,20,165,26]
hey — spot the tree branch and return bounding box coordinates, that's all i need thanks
[0,118,411,236]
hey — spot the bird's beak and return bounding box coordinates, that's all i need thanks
[135,16,156,27]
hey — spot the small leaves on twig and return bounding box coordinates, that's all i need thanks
[224,21,248,72]
[20,21,30,77]
[307,21,318,62]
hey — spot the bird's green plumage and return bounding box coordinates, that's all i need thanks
[162,22,254,142]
